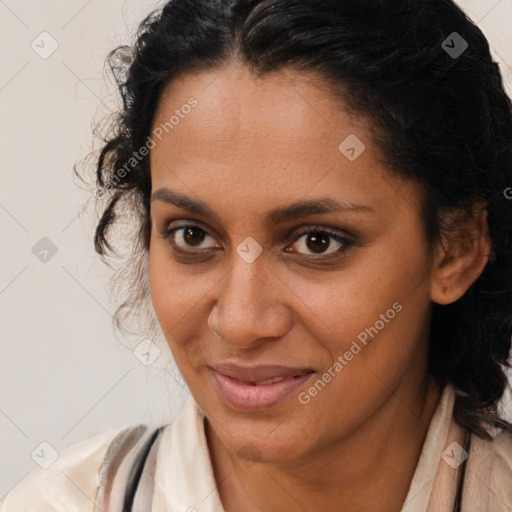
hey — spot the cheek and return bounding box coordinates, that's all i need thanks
[302,238,431,363]
[295,275,430,434]
[148,243,221,346]
[148,244,194,337]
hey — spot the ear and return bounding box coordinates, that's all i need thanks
[430,202,491,305]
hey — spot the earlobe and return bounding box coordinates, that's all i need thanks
[430,205,490,305]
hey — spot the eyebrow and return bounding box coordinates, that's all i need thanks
[150,188,375,225]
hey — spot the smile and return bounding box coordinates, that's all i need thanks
[209,364,315,411]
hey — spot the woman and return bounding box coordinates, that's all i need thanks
[2,0,512,510]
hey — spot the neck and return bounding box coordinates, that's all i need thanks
[206,376,442,512]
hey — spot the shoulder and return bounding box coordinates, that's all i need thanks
[492,427,512,466]
[489,429,512,510]
[0,426,129,512]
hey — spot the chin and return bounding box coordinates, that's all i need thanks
[207,404,313,463]
[227,432,308,465]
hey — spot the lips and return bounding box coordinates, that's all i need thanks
[210,363,313,383]
[209,363,315,411]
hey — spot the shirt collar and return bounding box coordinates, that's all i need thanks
[153,384,455,512]
[401,383,456,511]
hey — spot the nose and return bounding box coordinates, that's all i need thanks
[207,253,293,350]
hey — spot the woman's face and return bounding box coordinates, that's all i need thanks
[149,63,438,462]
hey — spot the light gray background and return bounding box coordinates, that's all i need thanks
[1,0,512,499]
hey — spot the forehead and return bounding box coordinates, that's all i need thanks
[149,62,421,220]
[151,63,363,160]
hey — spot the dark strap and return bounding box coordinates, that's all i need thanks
[94,424,165,512]
[453,429,471,511]
[123,426,165,511]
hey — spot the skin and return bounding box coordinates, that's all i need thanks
[148,62,490,511]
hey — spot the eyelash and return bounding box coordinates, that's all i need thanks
[157,222,354,261]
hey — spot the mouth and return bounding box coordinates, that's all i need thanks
[235,375,301,386]
[209,364,315,411]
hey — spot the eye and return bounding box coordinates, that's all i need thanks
[285,226,353,258]
[158,222,353,260]
[158,223,219,253]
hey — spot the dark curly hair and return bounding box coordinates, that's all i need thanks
[86,0,512,440]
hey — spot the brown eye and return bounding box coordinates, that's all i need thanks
[287,227,353,258]
[159,224,219,252]
[304,232,331,254]
[181,226,207,247]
